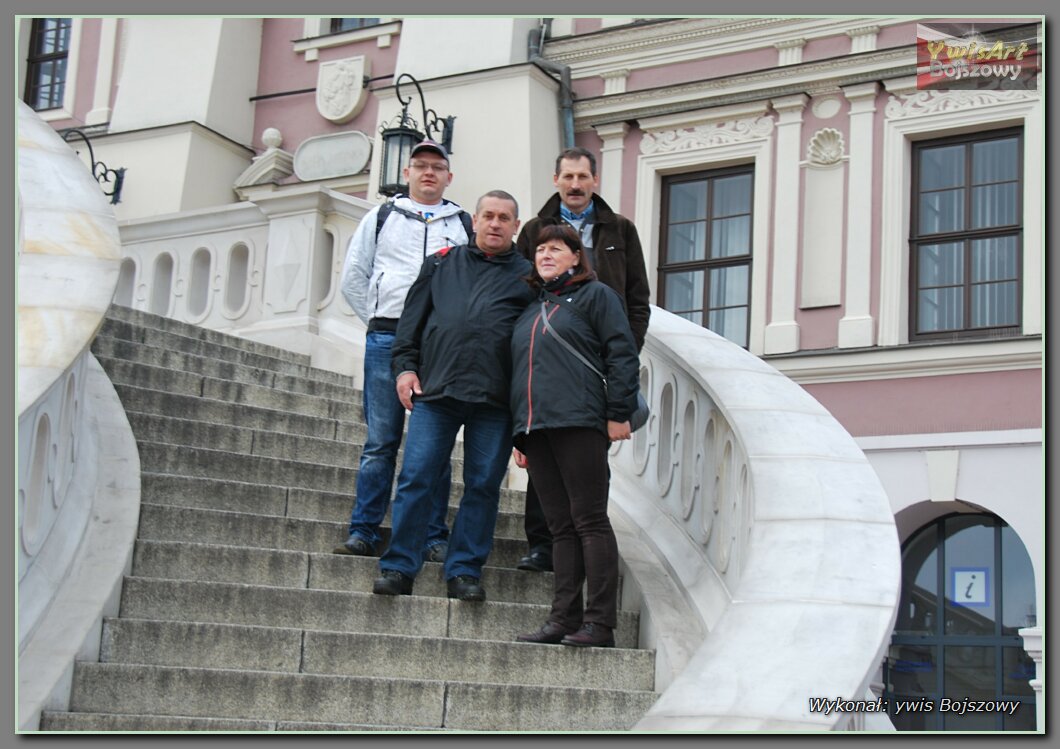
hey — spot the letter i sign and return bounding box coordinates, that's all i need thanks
[952,568,989,607]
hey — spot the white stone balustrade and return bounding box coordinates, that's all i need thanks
[611,307,901,730]
[17,101,140,730]
[116,185,373,379]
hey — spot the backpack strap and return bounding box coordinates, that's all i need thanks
[457,210,473,239]
[375,196,473,243]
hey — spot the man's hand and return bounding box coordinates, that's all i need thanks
[512,448,528,469]
[607,420,631,442]
[396,372,422,410]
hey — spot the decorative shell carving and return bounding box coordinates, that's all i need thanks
[806,128,845,165]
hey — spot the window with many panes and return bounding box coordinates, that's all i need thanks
[910,129,1023,341]
[24,18,72,111]
[885,514,1036,730]
[659,167,753,348]
[330,18,380,33]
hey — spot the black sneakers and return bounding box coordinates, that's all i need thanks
[516,549,553,572]
[424,541,448,563]
[372,569,414,596]
[334,535,375,556]
[446,575,486,602]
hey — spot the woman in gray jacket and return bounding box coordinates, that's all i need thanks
[509,222,640,648]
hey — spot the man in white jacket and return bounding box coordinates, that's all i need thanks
[337,140,472,560]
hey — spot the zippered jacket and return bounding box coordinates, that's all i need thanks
[516,193,651,351]
[509,278,640,445]
[392,242,535,410]
[341,196,470,326]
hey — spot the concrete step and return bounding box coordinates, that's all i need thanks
[99,317,353,386]
[126,411,365,469]
[132,540,555,605]
[105,304,317,369]
[40,711,439,731]
[136,502,528,567]
[140,473,526,518]
[124,410,467,467]
[67,662,655,730]
[99,617,654,691]
[134,445,474,509]
[136,442,356,493]
[117,577,641,648]
[114,384,360,440]
[93,335,363,402]
[99,356,362,422]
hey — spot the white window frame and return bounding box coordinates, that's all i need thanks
[877,78,1043,346]
[19,17,83,122]
[636,103,774,355]
[295,18,399,60]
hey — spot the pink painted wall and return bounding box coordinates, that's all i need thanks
[572,76,605,99]
[626,47,779,92]
[45,18,103,129]
[573,19,604,35]
[801,32,852,63]
[877,21,920,51]
[803,369,1042,437]
[251,19,398,154]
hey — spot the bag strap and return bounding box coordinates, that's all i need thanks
[539,301,606,385]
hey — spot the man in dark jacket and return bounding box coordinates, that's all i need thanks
[513,147,651,572]
[372,190,535,601]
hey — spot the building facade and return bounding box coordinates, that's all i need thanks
[17,16,1043,731]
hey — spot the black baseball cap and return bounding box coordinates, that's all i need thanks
[410,139,449,161]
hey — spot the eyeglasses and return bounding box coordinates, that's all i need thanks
[409,161,450,173]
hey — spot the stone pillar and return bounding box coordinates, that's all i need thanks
[838,82,879,348]
[241,186,334,353]
[86,19,119,125]
[1018,626,1043,730]
[595,122,630,212]
[763,94,807,355]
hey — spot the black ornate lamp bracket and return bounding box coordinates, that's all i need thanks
[61,128,126,205]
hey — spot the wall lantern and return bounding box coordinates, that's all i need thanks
[61,128,126,205]
[377,73,455,197]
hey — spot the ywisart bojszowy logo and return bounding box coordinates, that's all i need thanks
[917,20,1041,91]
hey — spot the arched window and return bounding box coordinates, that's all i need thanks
[885,513,1036,730]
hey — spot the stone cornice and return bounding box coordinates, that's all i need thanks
[767,337,1042,384]
[545,16,907,78]
[573,45,914,129]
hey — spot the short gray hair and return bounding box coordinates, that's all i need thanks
[475,189,519,219]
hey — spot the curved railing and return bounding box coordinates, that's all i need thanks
[610,307,901,730]
[16,101,139,730]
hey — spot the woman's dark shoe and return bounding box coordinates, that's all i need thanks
[516,621,575,644]
[560,622,615,648]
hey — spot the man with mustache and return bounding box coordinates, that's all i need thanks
[513,146,651,573]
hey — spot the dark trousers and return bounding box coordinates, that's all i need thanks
[523,427,618,630]
[523,478,552,553]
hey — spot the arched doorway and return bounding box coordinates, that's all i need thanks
[884,513,1037,730]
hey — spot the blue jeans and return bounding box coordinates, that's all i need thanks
[380,397,512,581]
[347,331,450,553]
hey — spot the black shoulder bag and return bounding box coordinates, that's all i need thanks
[539,296,650,432]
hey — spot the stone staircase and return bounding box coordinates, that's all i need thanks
[39,305,657,731]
